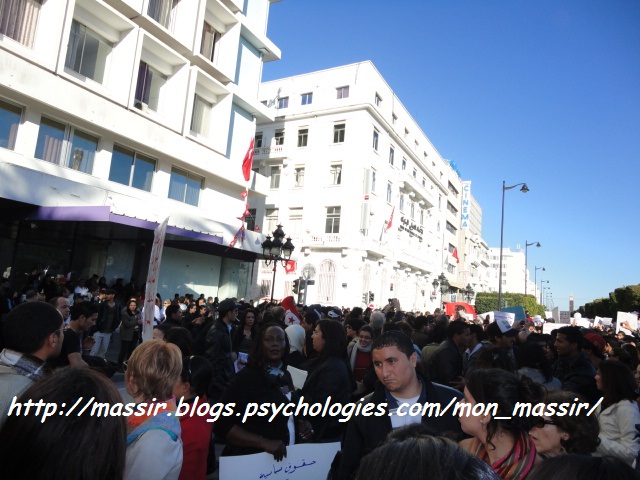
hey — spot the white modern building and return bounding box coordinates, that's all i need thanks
[252,62,490,310]
[487,246,540,301]
[0,0,281,300]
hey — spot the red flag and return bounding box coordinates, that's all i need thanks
[280,296,300,325]
[284,260,296,274]
[242,138,255,181]
[386,207,395,230]
[452,247,460,264]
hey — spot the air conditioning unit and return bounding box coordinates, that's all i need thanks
[134,100,148,112]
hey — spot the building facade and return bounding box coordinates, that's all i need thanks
[253,62,489,309]
[0,0,281,300]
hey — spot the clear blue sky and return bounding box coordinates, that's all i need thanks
[262,0,640,311]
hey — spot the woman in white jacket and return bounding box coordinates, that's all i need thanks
[595,360,640,466]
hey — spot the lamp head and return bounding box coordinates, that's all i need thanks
[520,184,529,193]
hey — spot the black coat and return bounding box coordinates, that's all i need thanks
[554,352,600,404]
[204,319,236,398]
[217,365,296,456]
[338,374,463,480]
[427,339,463,388]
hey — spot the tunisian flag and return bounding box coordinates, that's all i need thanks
[280,296,301,325]
[284,260,297,274]
[452,247,460,264]
[241,138,255,181]
[386,207,395,230]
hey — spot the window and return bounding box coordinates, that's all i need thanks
[277,97,289,109]
[386,182,392,203]
[375,93,381,106]
[65,20,111,83]
[336,86,349,99]
[333,123,345,143]
[414,140,419,151]
[294,167,304,187]
[135,61,166,112]
[264,209,279,234]
[269,166,281,189]
[289,207,303,234]
[399,195,404,212]
[297,128,308,147]
[446,221,457,235]
[392,114,397,125]
[245,208,256,232]
[329,164,342,185]
[200,22,221,62]
[422,177,426,187]
[372,129,379,151]
[402,158,406,170]
[190,95,212,136]
[447,201,458,215]
[255,133,263,148]
[108,145,155,191]
[388,147,394,166]
[34,117,98,173]
[0,0,42,48]
[168,168,202,206]
[301,92,313,105]
[0,99,22,150]
[274,129,284,145]
[448,181,459,197]
[410,202,415,220]
[420,209,424,225]
[371,170,376,193]
[404,128,409,139]
[325,206,341,233]
[412,168,417,179]
[147,0,177,29]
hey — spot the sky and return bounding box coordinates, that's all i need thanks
[261,0,640,311]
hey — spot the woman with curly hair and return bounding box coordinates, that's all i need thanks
[458,368,545,479]
[528,390,600,458]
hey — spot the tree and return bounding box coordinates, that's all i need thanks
[474,292,544,317]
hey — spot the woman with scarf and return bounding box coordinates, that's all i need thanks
[217,322,313,460]
[347,325,374,396]
[458,369,545,479]
[124,339,183,480]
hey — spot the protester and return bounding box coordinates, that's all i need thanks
[118,298,141,370]
[217,323,312,460]
[527,454,639,480]
[285,324,307,369]
[528,390,600,458]
[0,367,126,480]
[124,339,183,479]
[458,368,545,479]
[594,360,640,466]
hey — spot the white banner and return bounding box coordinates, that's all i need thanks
[219,442,340,480]
[542,323,562,334]
[494,311,516,326]
[616,311,639,334]
[142,217,169,342]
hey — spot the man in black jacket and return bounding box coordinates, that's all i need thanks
[553,326,599,404]
[427,320,470,388]
[204,298,237,400]
[338,330,462,480]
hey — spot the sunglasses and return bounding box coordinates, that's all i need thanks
[532,418,556,428]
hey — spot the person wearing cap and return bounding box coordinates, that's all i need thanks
[204,298,237,400]
[485,320,519,371]
[583,332,607,369]
[553,326,599,404]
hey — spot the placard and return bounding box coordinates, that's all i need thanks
[219,442,340,480]
[494,311,516,326]
[288,366,308,390]
[542,323,562,334]
[616,311,639,334]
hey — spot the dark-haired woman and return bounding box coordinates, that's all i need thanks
[174,355,213,480]
[594,360,640,465]
[118,298,141,369]
[517,342,560,389]
[528,390,600,458]
[217,323,312,460]
[458,368,545,479]
[301,319,354,442]
[232,308,258,356]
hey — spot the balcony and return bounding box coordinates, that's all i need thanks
[253,146,284,159]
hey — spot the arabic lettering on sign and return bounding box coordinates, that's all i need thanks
[219,442,340,480]
[398,216,424,240]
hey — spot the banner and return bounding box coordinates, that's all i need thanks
[494,311,516,326]
[219,442,340,480]
[142,217,169,342]
[617,311,639,334]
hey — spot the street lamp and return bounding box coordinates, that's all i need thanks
[534,266,545,298]
[261,224,295,302]
[498,181,529,311]
[431,278,439,301]
[432,273,449,306]
[464,284,475,303]
[524,241,541,296]
[539,279,549,305]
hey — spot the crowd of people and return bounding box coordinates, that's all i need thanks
[1,272,640,479]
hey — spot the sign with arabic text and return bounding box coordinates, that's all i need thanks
[219,442,340,480]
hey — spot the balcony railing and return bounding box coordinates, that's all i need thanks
[253,146,283,158]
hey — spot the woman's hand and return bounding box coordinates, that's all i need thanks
[260,437,286,461]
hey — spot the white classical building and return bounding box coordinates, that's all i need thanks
[253,62,490,310]
[0,0,281,300]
